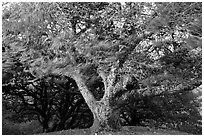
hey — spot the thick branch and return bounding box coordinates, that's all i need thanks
[50,64,99,107]
[72,74,97,111]
[101,66,118,101]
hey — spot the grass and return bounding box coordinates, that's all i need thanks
[1,119,193,135]
[41,126,190,135]
[2,119,42,135]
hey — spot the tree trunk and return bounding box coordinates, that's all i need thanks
[72,70,123,133]
[91,100,121,132]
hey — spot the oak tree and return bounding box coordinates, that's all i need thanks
[2,2,201,132]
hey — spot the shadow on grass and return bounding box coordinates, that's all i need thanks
[41,126,190,135]
[2,119,42,135]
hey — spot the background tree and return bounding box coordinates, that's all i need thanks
[121,84,202,134]
[2,70,93,133]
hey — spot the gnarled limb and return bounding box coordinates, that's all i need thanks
[71,73,97,111]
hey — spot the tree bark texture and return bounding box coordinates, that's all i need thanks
[71,67,130,132]
[91,99,121,132]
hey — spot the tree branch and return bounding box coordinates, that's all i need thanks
[72,73,97,111]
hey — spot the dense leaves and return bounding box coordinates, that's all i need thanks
[121,84,202,134]
[2,2,202,134]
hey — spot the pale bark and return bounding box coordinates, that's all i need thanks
[90,67,124,131]
[51,65,126,132]
[52,66,134,133]
[91,100,121,132]
[71,67,123,132]
[72,74,97,111]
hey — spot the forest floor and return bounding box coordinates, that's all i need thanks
[41,126,190,135]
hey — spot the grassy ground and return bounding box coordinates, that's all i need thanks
[41,126,190,135]
[2,119,42,135]
[2,119,191,135]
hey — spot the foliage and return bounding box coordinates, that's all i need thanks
[121,84,202,134]
[2,2,202,134]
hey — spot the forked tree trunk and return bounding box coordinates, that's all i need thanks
[72,69,123,133]
[49,32,153,132]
